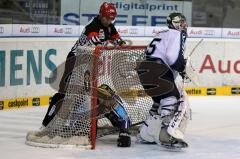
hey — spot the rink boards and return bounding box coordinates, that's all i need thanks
[0,37,240,109]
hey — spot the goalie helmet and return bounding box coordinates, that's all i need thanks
[167,12,187,32]
[99,2,117,20]
[98,84,116,99]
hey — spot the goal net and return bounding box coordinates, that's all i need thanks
[26,46,153,149]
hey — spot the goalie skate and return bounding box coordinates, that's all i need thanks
[160,138,188,151]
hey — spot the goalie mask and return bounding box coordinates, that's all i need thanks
[98,84,116,100]
[167,13,188,32]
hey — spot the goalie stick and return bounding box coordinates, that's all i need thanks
[188,38,204,58]
[183,38,204,86]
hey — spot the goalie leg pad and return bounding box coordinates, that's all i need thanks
[158,96,178,126]
[167,91,191,140]
[98,84,131,131]
[104,99,131,132]
[105,100,132,147]
[157,96,178,143]
[139,115,162,143]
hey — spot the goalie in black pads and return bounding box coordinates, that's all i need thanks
[137,13,191,149]
[97,84,131,147]
[41,2,130,147]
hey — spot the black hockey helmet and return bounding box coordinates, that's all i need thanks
[167,12,187,32]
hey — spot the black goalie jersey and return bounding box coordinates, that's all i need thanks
[71,16,125,53]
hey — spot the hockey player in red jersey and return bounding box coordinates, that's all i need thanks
[137,13,191,149]
[71,2,126,50]
[42,2,131,147]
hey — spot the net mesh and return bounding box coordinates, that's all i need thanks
[26,46,153,149]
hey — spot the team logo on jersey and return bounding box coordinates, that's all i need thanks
[84,70,91,94]
[99,29,105,40]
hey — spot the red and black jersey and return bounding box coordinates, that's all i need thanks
[71,16,125,53]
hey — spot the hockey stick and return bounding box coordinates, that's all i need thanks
[188,38,204,58]
[183,38,204,86]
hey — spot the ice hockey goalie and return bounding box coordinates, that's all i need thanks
[136,12,191,149]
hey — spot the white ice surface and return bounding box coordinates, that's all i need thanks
[0,96,240,159]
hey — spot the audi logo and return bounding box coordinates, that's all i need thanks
[64,28,73,34]
[204,30,215,36]
[31,27,40,33]
[129,28,138,34]
[0,27,4,34]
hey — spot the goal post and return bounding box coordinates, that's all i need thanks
[90,46,100,149]
[26,45,152,149]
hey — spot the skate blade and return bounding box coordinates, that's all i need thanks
[160,142,188,151]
